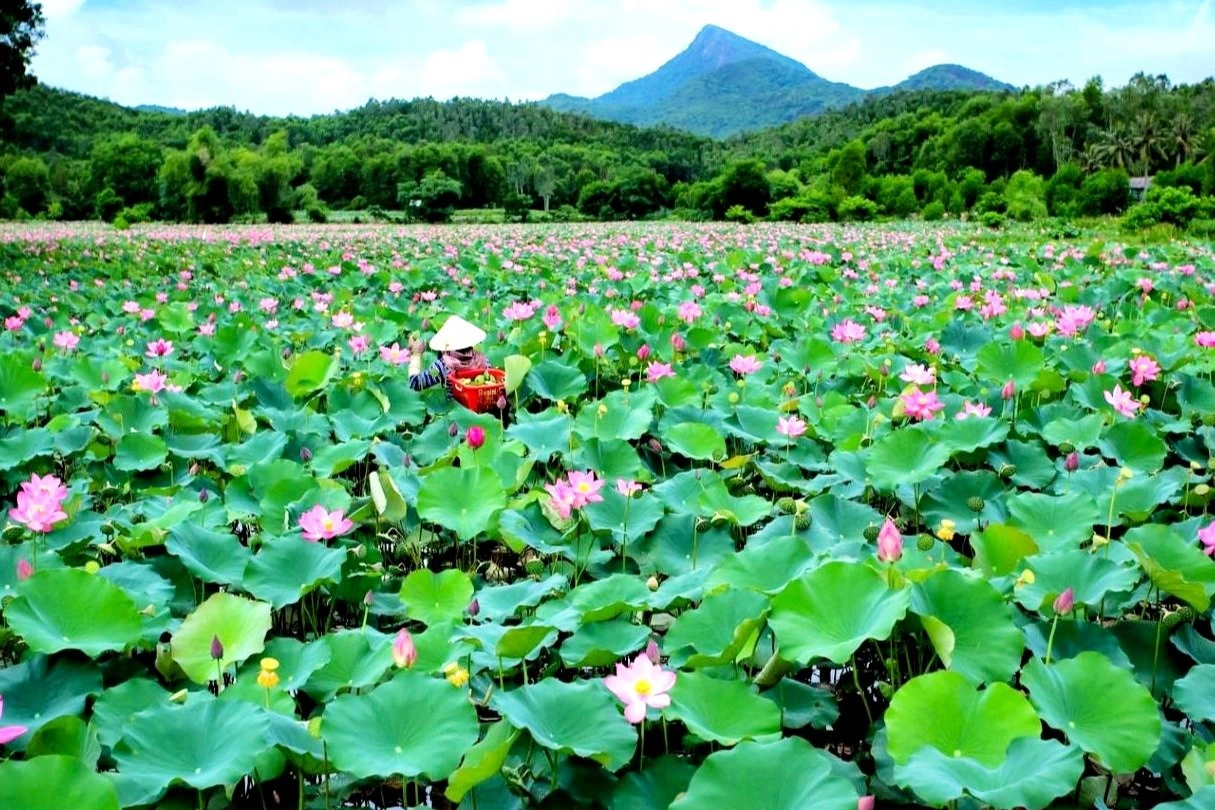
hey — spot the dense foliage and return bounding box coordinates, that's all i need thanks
[3,221,1215,809]
[0,0,44,103]
[0,73,1212,227]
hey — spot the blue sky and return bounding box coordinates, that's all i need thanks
[30,0,1215,116]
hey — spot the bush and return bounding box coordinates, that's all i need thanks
[1078,169,1130,216]
[112,215,130,230]
[922,201,946,221]
[306,204,329,223]
[980,211,1006,229]
[724,204,756,224]
[117,203,154,224]
[95,187,125,223]
[1188,219,1215,238]
[768,192,831,223]
[1123,185,1203,231]
[975,191,1006,215]
[1004,170,1048,222]
[1155,163,1206,196]
[838,196,877,222]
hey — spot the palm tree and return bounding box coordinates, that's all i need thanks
[1088,128,1135,171]
[1171,113,1198,166]
[1130,112,1167,177]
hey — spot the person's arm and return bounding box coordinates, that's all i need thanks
[409,355,447,391]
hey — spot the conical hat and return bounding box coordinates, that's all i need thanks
[429,315,486,352]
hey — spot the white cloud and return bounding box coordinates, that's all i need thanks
[38,0,86,22]
[418,40,506,99]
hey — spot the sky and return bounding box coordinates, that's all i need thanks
[29,0,1215,117]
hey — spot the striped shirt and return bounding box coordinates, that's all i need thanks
[408,358,455,398]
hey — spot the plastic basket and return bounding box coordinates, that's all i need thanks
[448,368,505,413]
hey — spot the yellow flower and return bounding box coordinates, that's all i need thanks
[935,519,956,542]
[556,399,568,414]
[260,657,280,672]
[1119,466,1134,481]
[445,665,470,688]
[257,669,280,689]
[1014,569,1035,588]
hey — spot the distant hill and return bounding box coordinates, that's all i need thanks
[542,25,1012,137]
[134,104,188,116]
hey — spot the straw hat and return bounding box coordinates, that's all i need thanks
[429,315,487,352]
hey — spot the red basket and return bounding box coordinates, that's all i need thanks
[448,368,505,413]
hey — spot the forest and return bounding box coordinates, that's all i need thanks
[0,73,1212,229]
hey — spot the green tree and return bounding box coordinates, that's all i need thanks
[1,1,44,102]
[718,159,772,218]
[1078,168,1130,215]
[830,140,867,195]
[398,169,462,223]
[91,134,163,209]
[4,155,49,213]
[1003,170,1047,221]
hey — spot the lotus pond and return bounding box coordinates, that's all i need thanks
[2,221,1215,809]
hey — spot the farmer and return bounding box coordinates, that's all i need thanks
[407,314,489,395]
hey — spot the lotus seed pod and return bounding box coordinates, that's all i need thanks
[916,534,935,551]
[777,497,797,515]
[524,559,546,577]
[1196,484,1211,497]
[998,463,1018,479]
[967,496,986,513]
[1058,442,1075,454]
[863,525,880,542]
[794,512,811,531]
[1161,611,1186,631]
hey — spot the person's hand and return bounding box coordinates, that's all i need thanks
[407,337,424,356]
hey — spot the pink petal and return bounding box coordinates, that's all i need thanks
[0,725,27,745]
[623,701,647,724]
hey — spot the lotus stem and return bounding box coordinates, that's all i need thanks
[753,651,795,688]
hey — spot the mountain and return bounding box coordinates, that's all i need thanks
[542,25,1011,138]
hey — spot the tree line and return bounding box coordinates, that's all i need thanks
[0,73,1212,228]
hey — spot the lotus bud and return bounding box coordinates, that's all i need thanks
[876,517,903,562]
[646,575,659,591]
[16,559,33,582]
[199,489,210,503]
[282,346,292,359]
[421,318,431,331]
[1009,323,1024,340]
[31,357,41,372]
[594,343,604,358]
[363,590,374,606]
[391,628,417,669]
[1091,359,1106,374]
[645,639,660,663]
[1064,451,1079,472]
[1000,379,1015,400]
[448,422,459,437]
[300,446,312,462]
[467,598,480,617]
[1053,587,1075,615]
[402,453,413,468]
[858,797,876,810]
[466,425,486,450]
[648,438,662,454]
[210,635,224,661]
[637,344,651,360]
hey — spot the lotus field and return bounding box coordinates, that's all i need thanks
[6,221,1215,810]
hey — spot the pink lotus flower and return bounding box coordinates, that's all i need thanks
[729,354,762,375]
[677,300,702,324]
[900,364,935,386]
[831,319,866,344]
[603,653,676,724]
[16,559,33,581]
[1196,331,1215,348]
[542,304,562,331]
[22,473,67,503]
[776,415,807,439]
[1104,385,1141,418]
[0,696,28,745]
[1053,587,1075,614]
[545,479,578,520]
[379,343,410,365]
[8,489,67,533]
[1001,380,1016,400]
[1200,521,1215,557]
[956,401,992,420]
[567,470,605,507]
[616,479,642,497]
[609,309,640,329]
[924,337,941,355]
[348,335,370,355]
[1091,360,1107,375]
[1056,305,1096,337]
[298,505,353,542]
[1128,355,1160,387]
[133,370,168,394]
[1009,323,1025,341]
[466,425,486,450]
[391,628,417,668]
[332,311,354,329]
[53,331,79,350]
[901,387,945,421]
[645,362,675,383]
[857,798,875,810]
[876,517,903,562]
[146,338,174,358]
[198,323,216,336]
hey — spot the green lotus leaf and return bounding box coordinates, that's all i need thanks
[323,671,479,781]
[977,340,1044,389]
[770,561,911,664]
[284,349,337,398]
[1022,651,1161,773]
[475,573,568,622]
[885,671,1040,766]
[7,568,143,656]
[665,589,770,668]
[669,737,858,810]
[491,679,637,771]
[445,721,520,803]
[667,671,782,747]
[912,569,1024,685]
[610,756,698,810]
[1127,524,1215,611]
[662,421,727,461]
[170,592,273,684]
[243,536,346,609]
[113,432,168,471]
[0,756,119,810]
[866,427,952,491]
[165,523,252,586]
[0,655,102,744]
[302,629,393,700]
[1005,491,1100,551]
[400,568,475,627]
[1173,664,1215,723]
[1014,549,1140,613]
[559,620,651,668]
[416,466,506,540]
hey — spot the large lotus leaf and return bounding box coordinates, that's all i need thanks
[112,699,270,791]
[416,466,506,541]
[610,756,698,810]
[912,569,1024,685]
[0,351,46,415]
[695,475,772,526]
[400,568,475,627]
[1127,524,1215,611]
[760,680,839,730]
[662,421,727,461]
[0,427,54,470]
[706,534,817,594]
[165,523,252,586]
[243,537,346,608]
[569,574,652,622]
[1022,652,1161,773]
[573,438,648,483]
[25,715,100,766]
[113,432,168,471]
[893,737,1085,810]
[1173,665,1215,723]
[171,592,273,684]
[977,340,1044,389]
[323,671,479,781]
[1156,787,1215,810]
[665,589,770,668]
[0,655,102,743]
[559,621,651,668]
[574,388,656,442]
[585,488,666,544]
[91,678,171,747]
[284,349,337,398]
[7,569,142,656]
[1014,549,1139,613]
[971,524,1039,577]
[885,671,1040,766]
[667,671,781,747]
[937,417,1009,454]
[444,721,520,803]
[1041,414,1104,450]
[770,561,911,664]
[669,737,858,810]
[0,756,119,810]
[302,629,394,699]
[866,427,952,491]
[506,411,571,460]
[526,359,588,402]
[1005,491,1100,551]
[1099,420,1168,472]
[475,574,568,622]
[491,679,636,771]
